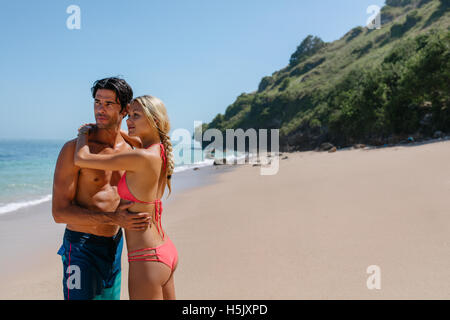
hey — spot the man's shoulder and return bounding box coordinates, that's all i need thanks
[56,139,77,162]
[61,138,77,152]
[120,130,142,149]
[54,139,79,171]
[118,137,136,151]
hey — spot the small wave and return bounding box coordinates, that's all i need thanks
[0,194,52,215]
[173,152,256,174]
[173,159,216,173]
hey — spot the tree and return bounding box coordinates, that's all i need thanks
[289,35,326,66]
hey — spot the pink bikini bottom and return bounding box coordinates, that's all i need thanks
[127,236,178,271]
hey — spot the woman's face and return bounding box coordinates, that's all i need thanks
[126,101,152,137]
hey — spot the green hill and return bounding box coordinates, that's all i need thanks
[198,0,450,151]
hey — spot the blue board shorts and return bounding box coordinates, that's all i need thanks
[57,228,123,300]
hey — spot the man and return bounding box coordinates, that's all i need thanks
[52,77,151,300]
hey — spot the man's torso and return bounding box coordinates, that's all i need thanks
[67,138,131,237]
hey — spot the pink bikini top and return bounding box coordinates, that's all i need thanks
[118,143,167,238]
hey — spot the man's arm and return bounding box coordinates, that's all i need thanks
[52,140,151,230]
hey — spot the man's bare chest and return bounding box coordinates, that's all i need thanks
[78,142,128,187]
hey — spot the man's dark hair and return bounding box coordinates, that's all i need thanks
[91,77,133,112]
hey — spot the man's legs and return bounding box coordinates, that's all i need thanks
[92,234,123,300]
[57,228,123,300]
[92,271,122,300]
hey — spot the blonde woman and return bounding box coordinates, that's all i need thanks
[74,95,178,300]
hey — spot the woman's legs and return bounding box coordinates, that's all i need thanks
[127,238,179,300]
[128,258,172,300]
[162,260,178,300]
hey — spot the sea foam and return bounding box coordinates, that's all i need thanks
[0,194,52,215]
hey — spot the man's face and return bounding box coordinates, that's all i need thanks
[94,89,125,129]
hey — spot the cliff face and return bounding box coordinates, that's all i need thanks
[199,0,450,151]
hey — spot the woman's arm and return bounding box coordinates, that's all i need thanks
[53,140,151,230]
[74,124,148,172]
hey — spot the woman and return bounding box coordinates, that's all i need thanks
[74,95,178,300]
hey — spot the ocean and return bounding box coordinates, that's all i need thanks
[0,139,246,215]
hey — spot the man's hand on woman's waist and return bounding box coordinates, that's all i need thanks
[107,201,152,231]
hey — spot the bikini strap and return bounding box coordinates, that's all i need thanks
[147,142,167,170]
[146,143,167,171]
[159,143,167,171]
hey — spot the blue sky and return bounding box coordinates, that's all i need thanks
[0,0,385,140]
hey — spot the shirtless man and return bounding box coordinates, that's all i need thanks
[52,77,151,300]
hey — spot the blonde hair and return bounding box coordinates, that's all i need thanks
[132,95,174,196]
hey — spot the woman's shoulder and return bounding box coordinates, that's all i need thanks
[133,147,163,170]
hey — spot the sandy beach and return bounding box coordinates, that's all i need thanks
[1,140,449,299]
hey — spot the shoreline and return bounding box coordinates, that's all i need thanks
[4,134,446,217]
[340,135,450,151]
[0,160,227,217]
